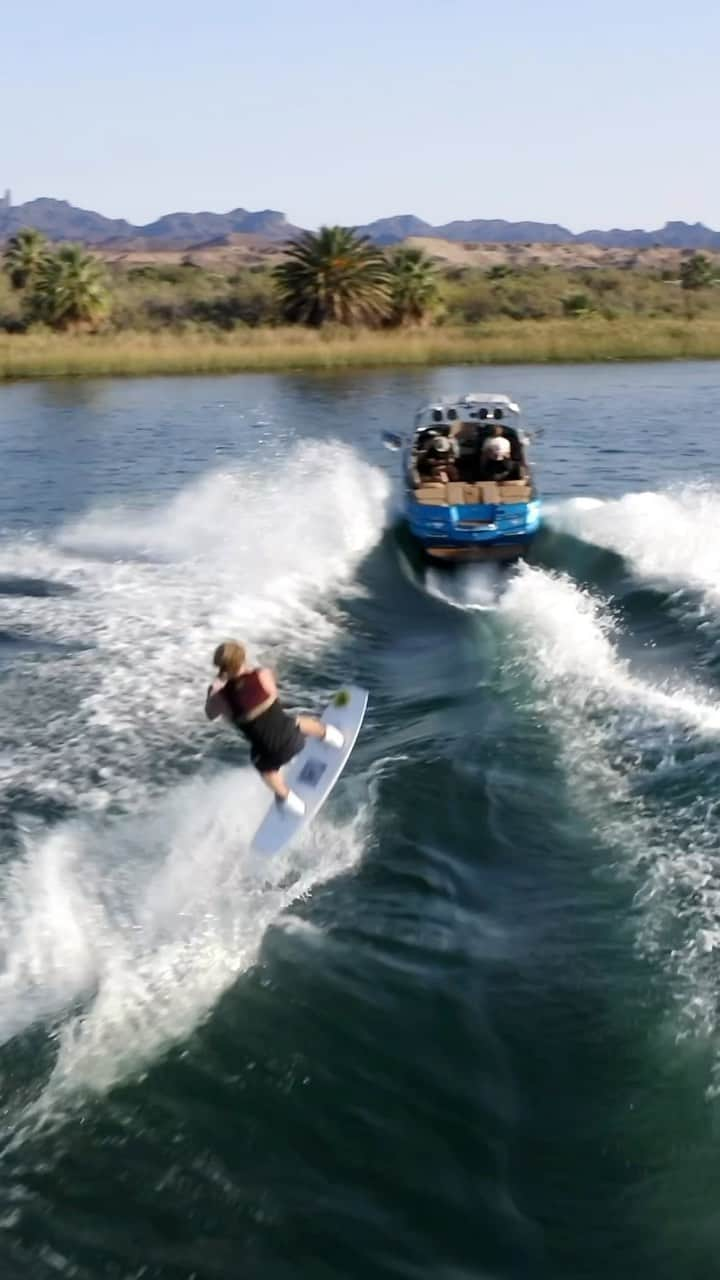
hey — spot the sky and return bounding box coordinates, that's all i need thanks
[2,0,719,231]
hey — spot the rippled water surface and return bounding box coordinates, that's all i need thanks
[1,362,720,1279]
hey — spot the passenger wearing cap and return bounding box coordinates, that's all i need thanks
[414,433,459,486]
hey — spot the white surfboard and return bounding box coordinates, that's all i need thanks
[250,685,368,857]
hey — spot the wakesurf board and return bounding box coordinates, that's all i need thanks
[250,685,368,856]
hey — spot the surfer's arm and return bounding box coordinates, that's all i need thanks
[257,667,278,699]
[205,678,231,721]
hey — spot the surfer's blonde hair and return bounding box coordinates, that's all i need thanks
[213,640,246,676]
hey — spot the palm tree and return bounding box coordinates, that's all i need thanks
[28,245,110,330]
[2,227,49,290]
[387,246,439,325]
[273,226,392,326]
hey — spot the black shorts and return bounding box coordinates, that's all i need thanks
[250,734,304,775]
[241,701,305,774]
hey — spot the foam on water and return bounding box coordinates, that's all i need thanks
[549,485,720,628]
[2,770,369,1138]
[500,564,720,736]
[425,562,513,612]
[0,441,386,1130]
[497,564,720,1066]
[0,441,389,808]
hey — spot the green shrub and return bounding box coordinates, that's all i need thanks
[563,292,593,316]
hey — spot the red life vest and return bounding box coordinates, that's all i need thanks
[224,670,272,723]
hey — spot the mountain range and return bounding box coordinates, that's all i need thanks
[2,197,720,251]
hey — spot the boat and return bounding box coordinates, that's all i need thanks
[383,393,541,563]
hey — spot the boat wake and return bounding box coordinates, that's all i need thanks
[499,563,720,1076]
[424,562,516,612]
[423,484,720,1081]
[0,441,387,1136]
[0,441,389,811]
[1,770,369,1143]
[547,485,720,647]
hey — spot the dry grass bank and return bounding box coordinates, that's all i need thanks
[2,319,720,381]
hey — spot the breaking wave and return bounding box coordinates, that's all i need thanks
[548,486,720,643]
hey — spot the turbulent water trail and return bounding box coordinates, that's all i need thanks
[0,442,389,810]
[384,483,720,1073]
[548,486,720,648]
[424,561,514,612]
[395,483,720,1058]
[0,442,388,1129]
[2,778,369,1135]
[497,563,720,1061]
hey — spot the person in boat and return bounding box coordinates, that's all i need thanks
[205,640,344,817]
[477,425,516,481]
[413,434,459,486]
[447,420,477,481]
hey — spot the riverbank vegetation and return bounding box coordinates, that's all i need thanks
[1,225,720,379]
[3,318,720,380]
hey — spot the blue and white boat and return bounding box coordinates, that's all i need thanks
[384,393,541,563]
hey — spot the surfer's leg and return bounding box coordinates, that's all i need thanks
[296,715,325,738]
[261,769,289,800]
[260,769,306,816]
[296,715,344,748]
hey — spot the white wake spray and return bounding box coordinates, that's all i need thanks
[424,561,514,612]
[0,441,389,808]
[498,563,720,1065]
[0,441,386,1126]
[548,484,720,626]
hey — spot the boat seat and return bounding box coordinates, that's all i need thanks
[446,482,465,505]
[415,479,532,505]
[414,484,447,505]
[497,478,531,502]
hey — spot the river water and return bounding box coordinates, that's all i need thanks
[1,361,720,1279]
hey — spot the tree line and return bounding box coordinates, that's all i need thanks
[2,225,717,334]
[2,225,441,332]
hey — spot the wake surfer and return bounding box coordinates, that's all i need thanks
[205,640,344,816]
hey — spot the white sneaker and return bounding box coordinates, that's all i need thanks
[324,723,345,750]
[278,789,305,817]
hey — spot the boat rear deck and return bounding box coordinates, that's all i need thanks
[413,479,533,505]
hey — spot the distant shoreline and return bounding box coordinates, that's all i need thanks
[2,319,720,381]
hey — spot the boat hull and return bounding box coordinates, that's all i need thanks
[405,494,542,564]
[423,542,528,563]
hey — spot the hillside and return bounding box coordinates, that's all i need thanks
[2,195,720,252]
[397,238,720,271]
[95,237,720,275]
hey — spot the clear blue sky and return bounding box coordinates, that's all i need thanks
[2,0,718,230]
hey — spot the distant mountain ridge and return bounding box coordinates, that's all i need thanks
[1,197,720,251]
[0,198,300,245]
[355,214,720,250]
